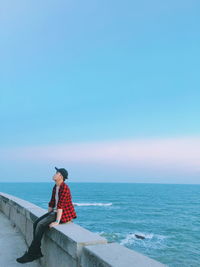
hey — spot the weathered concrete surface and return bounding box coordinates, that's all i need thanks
[0,192,108,267]
[0,192,167,267]
[43,221,107,267]
[81,243,167,267]
[0,211,40,267]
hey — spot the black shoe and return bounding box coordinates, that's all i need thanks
[16,250,43,263]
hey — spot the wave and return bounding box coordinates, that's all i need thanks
[97,230,167,250]
[73,202,112,207]
[120,232,167,248]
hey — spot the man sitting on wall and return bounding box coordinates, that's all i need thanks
[16,167,77,263]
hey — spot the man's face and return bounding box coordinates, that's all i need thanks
[52,171,63,182]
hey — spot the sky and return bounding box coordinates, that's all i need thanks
[0,0,200,183]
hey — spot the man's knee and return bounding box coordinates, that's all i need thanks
[34,222,47,236]
[33,216,42,227]
[38,220,47,227]
[33,220,38,227]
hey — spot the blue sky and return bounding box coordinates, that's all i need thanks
[0,1,200,183]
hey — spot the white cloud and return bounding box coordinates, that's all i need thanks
[2,137,200,177]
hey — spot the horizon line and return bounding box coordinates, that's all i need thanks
[0,181,200,185]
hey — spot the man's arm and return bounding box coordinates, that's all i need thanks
[56,209,63,223]
[55,186,69,222]
[56,185,69,209]
[49,186,68,227]
[49,208,63,228]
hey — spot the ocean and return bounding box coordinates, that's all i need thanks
[0,182,199,267]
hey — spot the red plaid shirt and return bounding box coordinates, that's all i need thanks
[48,182,77,223]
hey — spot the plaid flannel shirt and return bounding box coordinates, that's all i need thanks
[48,181,77,223]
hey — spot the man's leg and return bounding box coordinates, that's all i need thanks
[33,211,53,238]
[16,211,57,263]
[29,211,57,254]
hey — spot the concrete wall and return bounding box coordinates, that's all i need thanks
[0,192,166,267]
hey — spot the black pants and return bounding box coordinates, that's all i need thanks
[28,211,57,254]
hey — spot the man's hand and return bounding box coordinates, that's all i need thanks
[49,221,59,228]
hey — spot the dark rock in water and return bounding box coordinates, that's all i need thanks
[135,234,145,240]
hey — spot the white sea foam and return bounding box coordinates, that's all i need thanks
[120,232,167,248]
[96,231,167,249]
[73,202,112,206]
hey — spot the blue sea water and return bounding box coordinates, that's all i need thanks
[0,182,199,267]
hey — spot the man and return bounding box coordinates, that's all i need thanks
[16,167,77,264]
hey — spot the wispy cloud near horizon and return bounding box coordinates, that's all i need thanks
[1,136,200,183]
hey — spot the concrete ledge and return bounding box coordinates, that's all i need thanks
[0,192,107,267]
[0,192,167,267]
[47,222,107,258]
[81,243,166,267]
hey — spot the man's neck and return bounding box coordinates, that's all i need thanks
[56,180,63,186]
